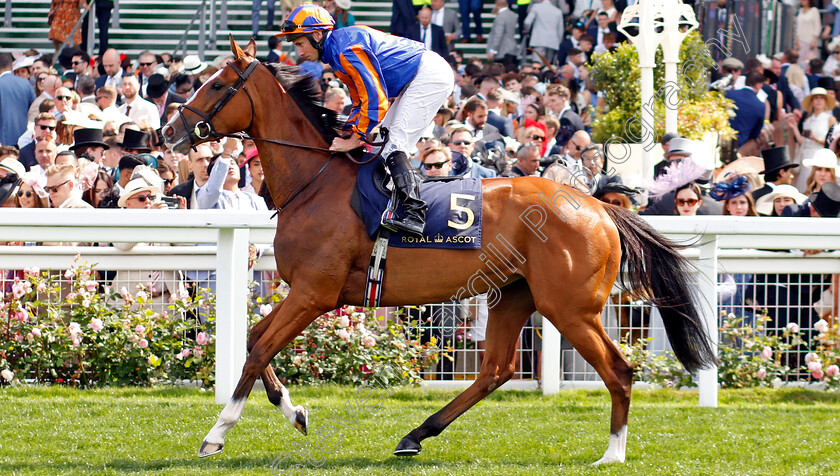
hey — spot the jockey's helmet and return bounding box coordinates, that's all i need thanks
[277,4,335,41]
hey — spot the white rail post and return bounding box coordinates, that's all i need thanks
[215,227,250,404]
[541,315,561,395]
[697,235,719,407]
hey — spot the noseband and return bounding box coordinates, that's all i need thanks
[177,60,259,150]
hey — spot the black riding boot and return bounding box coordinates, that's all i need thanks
[382,151,427,235]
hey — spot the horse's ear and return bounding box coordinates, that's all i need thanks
[244,38,257,58]
[230,34,246,61]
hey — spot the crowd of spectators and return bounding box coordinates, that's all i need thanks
[3,0,840,379]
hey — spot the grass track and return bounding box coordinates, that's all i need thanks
[1,385,839,475]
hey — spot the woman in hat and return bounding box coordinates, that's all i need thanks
[755,184,808,217]
[790,87,837,189]
[801,148,840,195]
[331,0,355,29]
[17,173,49,208]
[711,173,758,217]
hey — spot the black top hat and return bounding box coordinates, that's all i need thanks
[145,74,169,99]
[0,173,21,207]
[118,128,152,152]
[71,128,110,152]
[818,76,837,91]
[810,182,840,217]
[759,146,798,175]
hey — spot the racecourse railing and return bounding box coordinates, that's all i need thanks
[2,209,840,406]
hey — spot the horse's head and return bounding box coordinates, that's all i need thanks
[162,36,261,154]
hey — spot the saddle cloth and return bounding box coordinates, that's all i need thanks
[353,156,482,250]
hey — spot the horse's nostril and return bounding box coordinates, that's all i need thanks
[161,125,173,139]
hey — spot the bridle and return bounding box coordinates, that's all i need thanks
[171,58,385,213]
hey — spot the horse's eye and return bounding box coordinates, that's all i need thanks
[212,82,223,90]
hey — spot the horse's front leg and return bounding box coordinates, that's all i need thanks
[247,301,309,436]
[198,292,329,457]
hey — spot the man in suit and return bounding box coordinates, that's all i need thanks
[390,0,418,38]
[407,7,448,58]
[169,144,213,209]
[135,51,158,97]
[544,85,583,145]
[95,49,124,95]
[783,182,840,218]
[525,0,564,65]
[430,0,460,45]
[506,143,542,177]
[145,74,185,125]
[587,11,617,53]
[753,146,798,202]
[18,113,57,171]
[0,53,36,147]
[462,98,502,144]
[485,89,514,138]
[557,23,585,67]
[46,163,93,209]
[486,0,517,68]
[725,71,767,156]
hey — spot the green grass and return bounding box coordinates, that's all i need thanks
[1,385,840,475]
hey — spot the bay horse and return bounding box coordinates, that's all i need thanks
[162,38,716,465]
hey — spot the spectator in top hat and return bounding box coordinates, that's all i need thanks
[753,146,799,201]
[782,181,840,218]
[145,74,185,125]
[71,128,110,165]
[118,129,152,155]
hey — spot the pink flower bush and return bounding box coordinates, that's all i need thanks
[66,292,77,301]
[827,365,839,378]
[68,322,81,335]
[13,333,23,342]
[805,352,818,363]
[193,347,203,359]
[90,318,104,332]
[138,339,149,349]
[64,268,75,279]
[135,324,146,335]
[196,332,209,346]
[31,327,41,338]
[813,369,825,380]
[1,369,13,382]
[84,280,98,292]
[757,368,767,379]
[814,319,830,334]
[72,336,81,347]
[760,346,773,360]
[786,322,800,333]
[337,329,351,341]
[338,315,350,328]
[808,360,823,372]
[362,336,376,348]
[259,304,273,317]
[135,290,148,301]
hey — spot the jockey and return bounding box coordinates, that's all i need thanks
[277,3,454,235]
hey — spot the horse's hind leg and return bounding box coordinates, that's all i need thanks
[248,303,309,435]
[394,280,535,456]
[542,310,633,465]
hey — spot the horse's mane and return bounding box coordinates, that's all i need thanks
[263,63,344,145]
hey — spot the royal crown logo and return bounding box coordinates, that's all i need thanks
[434,233,444,243]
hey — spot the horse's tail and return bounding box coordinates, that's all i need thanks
[603,205,717,373]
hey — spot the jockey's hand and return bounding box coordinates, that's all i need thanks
[330,135,362,152]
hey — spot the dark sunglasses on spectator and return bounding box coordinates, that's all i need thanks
[131,194,157,203]
[163,178,174,185]
[138,62,155,67]
[676,198,699,207]
[16,190,34,198]
[600,198,623,206]
[36,76,46,82]
[45,180,70,193]
[450,140,471,146]
[56,95,72,101]
[423,160,450,170]
[71,60,83,65]
[530,135,545,141]
[38,124,56,131]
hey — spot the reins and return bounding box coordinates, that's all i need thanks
[174,58,390,216]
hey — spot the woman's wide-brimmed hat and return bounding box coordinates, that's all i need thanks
[802,148,840,174]
[755,184,807,215]
[802,87,837,111]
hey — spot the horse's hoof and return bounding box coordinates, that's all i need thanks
[592,455,623,466]
[293,406,308,436]
[198,440,224,458]
[393,436,421,456]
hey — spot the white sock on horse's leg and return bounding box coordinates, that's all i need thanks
[593,424,628,466]
[203,397,247,447]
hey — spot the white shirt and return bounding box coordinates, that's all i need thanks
[104,68,124,89]
[420,24,433,50]
[431,8,444,27]
[120,96,161,129]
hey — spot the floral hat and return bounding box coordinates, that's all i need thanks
[709,173,752,201]
[646,157,709,198]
